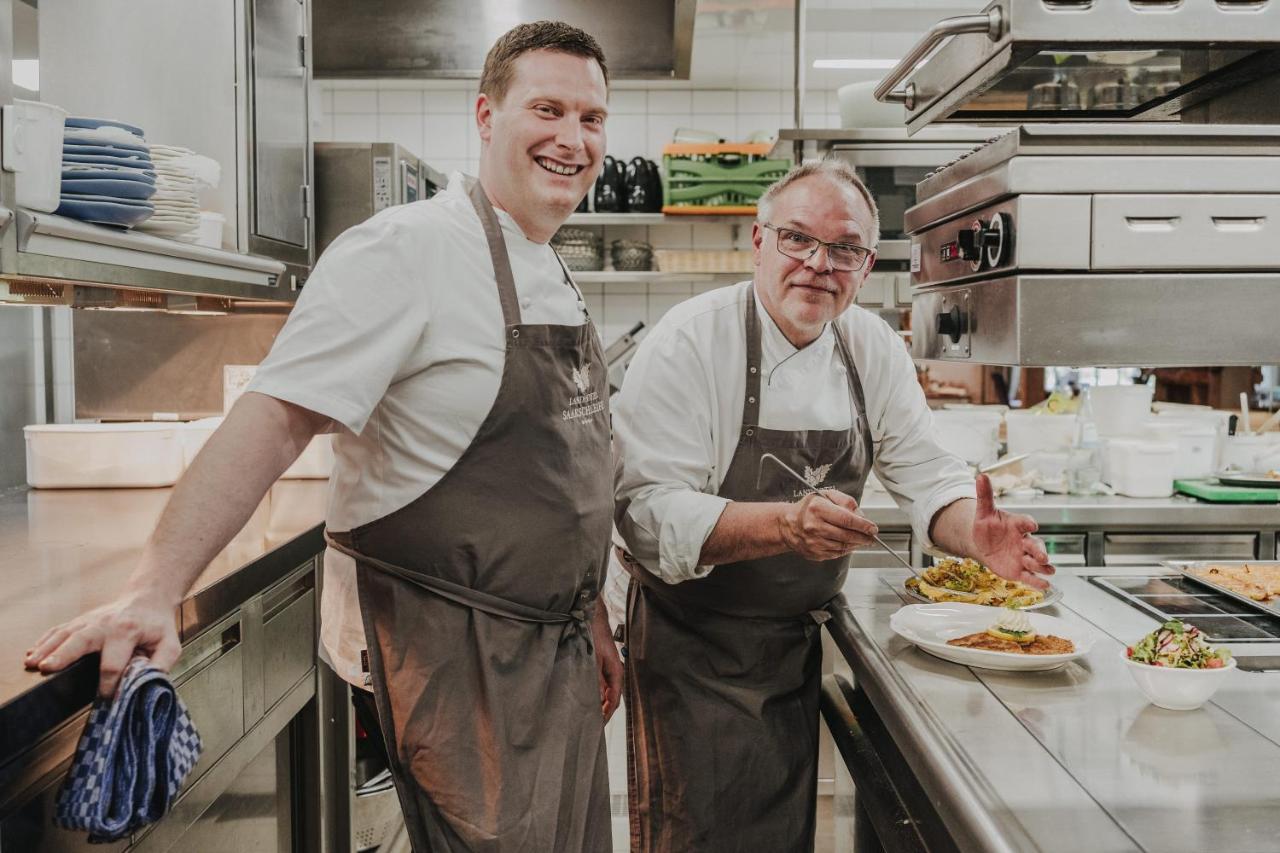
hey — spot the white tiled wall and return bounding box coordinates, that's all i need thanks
[313,82,841,342]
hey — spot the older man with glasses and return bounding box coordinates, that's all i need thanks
[610,159,1053,852]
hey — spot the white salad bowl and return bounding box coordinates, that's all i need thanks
[1122,649,1237,711]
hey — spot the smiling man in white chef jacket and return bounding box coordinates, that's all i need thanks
[612,159,1055,853]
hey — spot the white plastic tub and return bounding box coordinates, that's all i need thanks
[282,433,335,479]
[1085,385,1154,437]
[1004,411,1078,456]
[1107,438,1177,498]
[931,408,1003,468]
[1,99,68,212]
[25,423,184,488]
[1143,419,1219,479]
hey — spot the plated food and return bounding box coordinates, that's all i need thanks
[905,557,1048,608]
[946,608,1075,655]
[1126,619,1231,669]
[1123,620,1236,711]
[1187,563,1280,603]
[890,602,1094,672]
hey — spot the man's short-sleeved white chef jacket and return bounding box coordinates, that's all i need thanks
[246,173,588,688]
[611,280,976,592]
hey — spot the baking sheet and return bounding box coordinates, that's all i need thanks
[1166,560,1280,619]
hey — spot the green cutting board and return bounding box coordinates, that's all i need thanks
[1175,479,1280,503]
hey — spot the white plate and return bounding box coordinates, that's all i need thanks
[903,580,1063,611]
[890,603,1096,671]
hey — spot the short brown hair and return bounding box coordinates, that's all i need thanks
[479,21,609,105]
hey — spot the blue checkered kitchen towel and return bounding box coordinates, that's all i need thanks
[55,656,202,843]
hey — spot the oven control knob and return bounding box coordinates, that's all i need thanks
[983,212,1011,268]
[957,224,982,263]
[935,305,969,344]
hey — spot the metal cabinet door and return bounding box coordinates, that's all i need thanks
[251,0,310,251]
[1103,533,1258,566]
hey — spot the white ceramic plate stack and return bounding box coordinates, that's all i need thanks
[890,602,1097,671]
[134,143,201,237]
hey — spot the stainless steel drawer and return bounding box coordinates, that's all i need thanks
[1103,533,1258,566]
[172,615,245,790]
[1041,534,1086,567]
[1093,194,1280,270]
[261,572,317,711]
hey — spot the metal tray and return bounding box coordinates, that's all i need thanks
[1166,560,1280,619]
[904,581,1062,611]
[1216,473,1280,489]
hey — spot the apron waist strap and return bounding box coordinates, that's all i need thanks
[328,532,588,626]
[616,546,835,627]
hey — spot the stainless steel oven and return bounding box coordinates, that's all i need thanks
[905,123,1280,367]
[314,143,431,258]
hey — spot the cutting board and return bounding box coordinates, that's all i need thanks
[1175,479,1280,503]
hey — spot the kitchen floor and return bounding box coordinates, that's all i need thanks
[604,710,835,853]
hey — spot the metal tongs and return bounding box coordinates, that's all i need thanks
[752,450,972,596]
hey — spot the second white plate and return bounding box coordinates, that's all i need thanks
[890,602,1096,672]
[903,580,1063,610]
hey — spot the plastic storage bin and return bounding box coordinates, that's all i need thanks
[661,143,790,215]
[1106,438,1178,498]
[1,99,68,212]
[1085,384,1154,437]
[1004,411,1078,456]
[931,408,1003,468]
[25,423,184,488]
[1144,419,1219,479]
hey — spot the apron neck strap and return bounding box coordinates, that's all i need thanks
[744,286,763,425]
[467,178,523,327]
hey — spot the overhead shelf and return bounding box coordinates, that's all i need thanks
[564,212,756,226]
[570,270,745,284]
[2,210,294,305]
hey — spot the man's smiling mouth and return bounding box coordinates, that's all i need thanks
[535,156,584,176]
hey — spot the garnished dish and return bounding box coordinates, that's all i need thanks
[1126,619,1231,669]
[905,557,1046,607]
[889,603,1094,672]
[1188,563,1280,603]
[946,608,1075,655]
[1122,619,1236,710]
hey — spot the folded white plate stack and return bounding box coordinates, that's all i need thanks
[133,143,201,237]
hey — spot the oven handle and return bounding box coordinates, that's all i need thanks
[874,8,1004,109]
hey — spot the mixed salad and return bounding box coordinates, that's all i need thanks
[1127,620,1232,669]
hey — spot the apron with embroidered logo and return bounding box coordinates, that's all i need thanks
[623,287,875,852]
[328,178,614,852]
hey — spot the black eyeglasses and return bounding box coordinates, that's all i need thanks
[761,223,874,272]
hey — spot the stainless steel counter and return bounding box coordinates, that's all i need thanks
[825,567,1280,853]
[857,488,1280,529]
[0,480,327,767]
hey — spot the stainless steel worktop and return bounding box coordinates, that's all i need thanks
[826,567,1280,853]
[0,481,327,766]
[857,488,1280,529]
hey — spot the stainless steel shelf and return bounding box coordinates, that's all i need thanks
[571,270,743,284]
[564,212,755,226]
[2,210,293,304]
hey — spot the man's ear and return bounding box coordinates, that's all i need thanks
[476,93,494,144]
[751,221,764,266]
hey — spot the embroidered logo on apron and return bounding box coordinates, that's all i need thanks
[563,361,605,422]
[790,462,833,498]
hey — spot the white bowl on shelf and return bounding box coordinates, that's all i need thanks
[1122,650,1236,711]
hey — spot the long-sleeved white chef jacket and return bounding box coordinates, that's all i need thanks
[610,280,976,606]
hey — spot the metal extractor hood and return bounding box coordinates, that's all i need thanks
[875,0,1280,135]
[313,0,696,80]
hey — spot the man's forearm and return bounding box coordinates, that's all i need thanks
[927,497,977,557]
[698,501,791,566]
[125,393,327,607]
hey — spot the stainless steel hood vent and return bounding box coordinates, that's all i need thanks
[313,0,695,79]
[875,0,1280,135]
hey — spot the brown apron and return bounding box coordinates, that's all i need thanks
[327,179,614,852]
[623,288,875,853]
